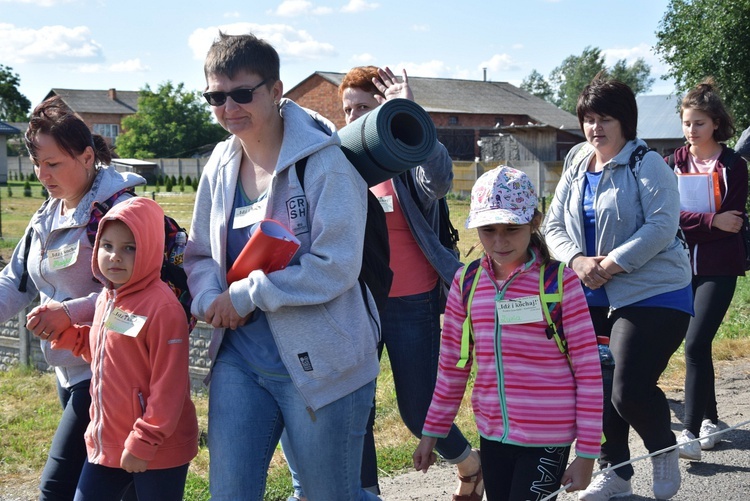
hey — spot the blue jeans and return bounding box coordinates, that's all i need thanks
[40,379,91,501]
[208,342,380,501]
[74,461,188,501]
[284,285,471,495]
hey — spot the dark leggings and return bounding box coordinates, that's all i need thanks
[589,306,689,480]
[684,275,737,435]
[39,379,91,501]
[74,461,189,501]
[479,437,570,501]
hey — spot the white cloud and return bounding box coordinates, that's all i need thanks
[340,0,379,13]
[350,53,375,64]
[602,43,669,77]
[109,58,149,72]
[0,23,103,64]
[270,0,333,16]
[479,53,520,73]
[0,0,73,6]
[188,23,336,62]
[76,59,149,74]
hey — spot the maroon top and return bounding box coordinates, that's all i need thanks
[670,144,748,276]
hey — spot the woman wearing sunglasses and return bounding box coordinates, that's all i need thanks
[184,32,381,500]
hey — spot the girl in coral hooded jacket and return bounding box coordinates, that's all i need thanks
[51,197,198,500]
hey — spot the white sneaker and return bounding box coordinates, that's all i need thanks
[652,449,681,499]
[699,419,720,450]
[676,429,701,460]
[578,469,632,501]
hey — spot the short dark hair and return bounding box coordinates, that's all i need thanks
[204,31,280,85]
[25,96,111,166]
[576,76,638,141]
[339,66,383,99]
[680,77,735,142]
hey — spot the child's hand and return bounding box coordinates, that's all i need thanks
[561,456,595,492]
[120,449,149,473]
[413,436,438,473]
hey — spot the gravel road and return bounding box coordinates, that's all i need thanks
[379,357,750,500]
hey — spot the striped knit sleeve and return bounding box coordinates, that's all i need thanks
[561,268,603,458]
[422,267,473,438]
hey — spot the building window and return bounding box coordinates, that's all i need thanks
[93,124,120,143]
[448,116,459,125]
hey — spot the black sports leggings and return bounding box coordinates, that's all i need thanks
[589,306,689,480]
[479,437,570,501]
[684,275,737,435]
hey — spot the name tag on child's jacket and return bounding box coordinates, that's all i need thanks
[104,307,147,337]
[496,295,544,324]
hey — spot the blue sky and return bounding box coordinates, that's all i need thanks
[1,0,674,109]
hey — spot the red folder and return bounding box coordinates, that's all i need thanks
[226,219,301,285]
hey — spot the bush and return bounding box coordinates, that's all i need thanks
[7,185,12,197]
[170,175,177,186]
[41,186,48,198]
[165,177,173,192]
[23,180,31,197]
[185,175,192,186]
[191,178,198,191]
[27,172,36,182]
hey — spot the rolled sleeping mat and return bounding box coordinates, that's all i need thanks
[337,98,437,187]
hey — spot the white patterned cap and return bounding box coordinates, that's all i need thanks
[465,165,538,229]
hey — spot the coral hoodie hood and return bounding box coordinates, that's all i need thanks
[92,197,165,295]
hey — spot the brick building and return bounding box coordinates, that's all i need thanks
[284,72,583,162]
[43,88,139,147]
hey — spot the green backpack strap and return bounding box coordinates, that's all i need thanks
[458,259,483,368]
[539,261,570,367]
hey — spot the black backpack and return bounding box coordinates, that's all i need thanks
[18,188,196,332]
[295,157,393,316]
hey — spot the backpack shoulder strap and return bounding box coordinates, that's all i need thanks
[539,261,570,367]
[719,148,740,171]
[667,153,676,169]
[87,187,136,246]
[457,259,482,368]
[627,145,651,178]
[18,198,54,293]
[295,156,310,191]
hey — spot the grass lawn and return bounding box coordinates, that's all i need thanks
[2,184,750,500]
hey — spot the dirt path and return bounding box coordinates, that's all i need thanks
[378,357,750,500]
[2,359,748,500]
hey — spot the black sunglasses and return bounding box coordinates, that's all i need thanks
[203,79,268,106]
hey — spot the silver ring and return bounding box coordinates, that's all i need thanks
[41,331,49,339]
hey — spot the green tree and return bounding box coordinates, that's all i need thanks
[0,65,31,122]
[116,81,228,158]
[521,69,554,102]
[655,0,750,130]
[543,46,654,113]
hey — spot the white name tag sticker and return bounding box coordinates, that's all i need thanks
[104,307,147,338]
[496,295,544,325]
[233,199,268,229]
[47,242,80,270]
[377,195,394,213]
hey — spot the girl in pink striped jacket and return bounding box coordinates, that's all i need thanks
[413,166,603,501]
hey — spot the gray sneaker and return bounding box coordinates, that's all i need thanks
[578,470,632,501]
[699,419,720,450]
[677,429,701,461]
[652,449,681,499]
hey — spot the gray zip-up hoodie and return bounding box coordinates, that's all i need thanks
[185,98,380,412]
[543,139,692,309]
[0,166,145,387]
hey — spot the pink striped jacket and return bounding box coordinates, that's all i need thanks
[422,253,603,458]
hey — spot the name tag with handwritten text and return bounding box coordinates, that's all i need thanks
[104,307,147,337]
[496,295,544,325]
[48,242,80,271]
